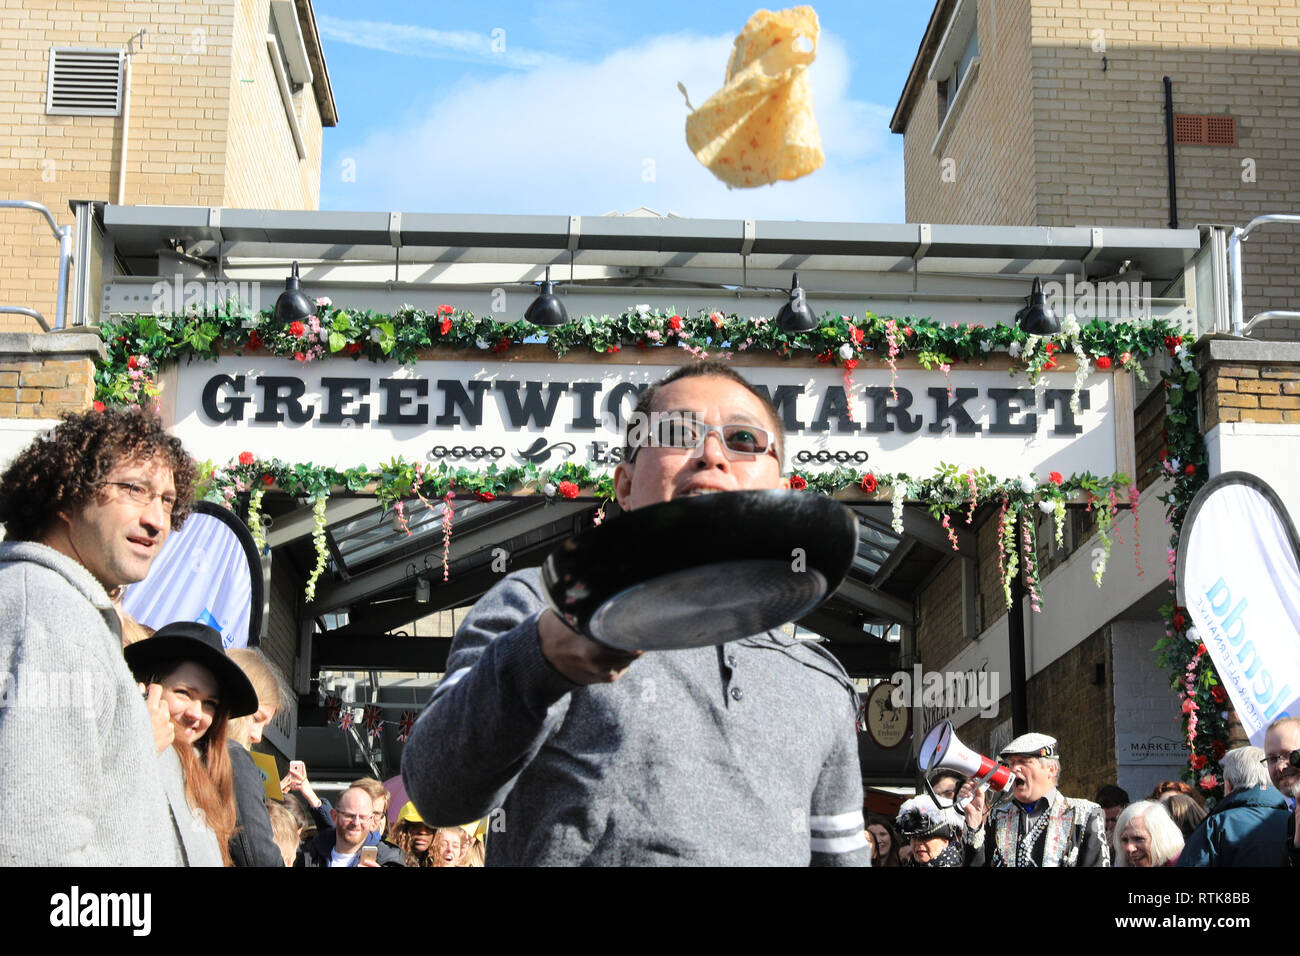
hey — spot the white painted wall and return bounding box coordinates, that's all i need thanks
[1205,422,1300,527]
[1111,619,1189,799]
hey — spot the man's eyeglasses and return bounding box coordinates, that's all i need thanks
[333,811,371,823]
[628,415,780,462]
[102,480,178,514]
[1261,750,1300,768]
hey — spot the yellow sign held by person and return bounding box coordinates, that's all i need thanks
[684,6,824,188]
[250,750,283,801]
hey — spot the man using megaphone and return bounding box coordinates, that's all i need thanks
[958,732,1110,867]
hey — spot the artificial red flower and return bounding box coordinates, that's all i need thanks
[850,327,865,345]
[1196,643,1207,657]
[606,345,621,354]
[844,358,859,371]
[1211,739,1226,759]
[439,317,452,335]
[860,473,878,494]
[289,320,306,337]
[345,342,363,355]
[1199,774,1218,791]
[902,326,914,337]
[238,451,255,466]
[557,480,579,499]
[437,304,454,316]
[247,331,264,350]
[1048,471,1063,485]
[293,351,307,362]
[710,312,724,328]
[816,352,833,365]
[116,336,126,343]
[1159,448,1168,460]
[1211,685,1228,704]
[1172,610,1186,630]
[1189,754,1207,770]
[1185,464,1196,475]
[1095,355,1112,370]
[475,491,496,502]
[1120,351,1132,364]
[1044,357,1058,370]
[668,315,683,332]
[789,475,807,491]
[127,355,139,369]
[262,474,274,486]
[492,338,510,354]
[1045,343,1058,354]
[91,400,106,412]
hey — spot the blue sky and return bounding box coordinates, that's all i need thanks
[312,1,935,222]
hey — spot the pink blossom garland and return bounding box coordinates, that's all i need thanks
[1129,484,1143,577]
[1021,515,1042,612]
[884,318,901,400]
[441,487,456,582]
[941,512,960,551]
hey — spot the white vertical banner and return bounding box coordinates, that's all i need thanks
[1177,472,1300,744]
[122,501,263,649]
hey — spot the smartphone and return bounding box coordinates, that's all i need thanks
[289,760,306,777]
[360,845,378,866]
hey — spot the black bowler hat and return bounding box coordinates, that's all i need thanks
[124,622,259,718]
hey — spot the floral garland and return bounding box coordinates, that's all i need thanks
[93,304,1224,787]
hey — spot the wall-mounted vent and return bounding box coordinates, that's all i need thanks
[47,47,125,116]
[1173,113,1237,146]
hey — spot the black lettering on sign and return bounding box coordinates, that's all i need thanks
[809,386,861,433]
[253,376,314,424]
[320,378,371,425]
[435,380,490,427]
[201,374,252,422]
[987,388,1037,434]
[569,381,603,429]
[377,378,429,425]
[1044,388,1089,435]
[928,387,982,434]
[862,387,922,434]
[496,380,569,428]
[604,382,648,430]
[751,384,806,431]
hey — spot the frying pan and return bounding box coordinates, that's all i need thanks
[541,489,858,650]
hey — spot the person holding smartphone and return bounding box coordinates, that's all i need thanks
[298,783,404,867]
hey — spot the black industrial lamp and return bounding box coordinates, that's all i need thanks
[775,272,818,332]
[273,261,314,325]
[1014,278,1060,335]
[524,266,568,327]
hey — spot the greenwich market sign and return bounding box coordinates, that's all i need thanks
[164,357,1128,480]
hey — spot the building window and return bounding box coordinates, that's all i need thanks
[46,47,125,116]
[929,0,980,151]
[1173,114,1237,147]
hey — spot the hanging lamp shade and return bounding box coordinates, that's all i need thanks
[524,267,568,327]
[1014,277,1060,335]
[775,272,818,332]
[273,261,314,325]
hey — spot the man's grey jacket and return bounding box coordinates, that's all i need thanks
[402,568,870,865]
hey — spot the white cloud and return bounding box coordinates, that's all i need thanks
[324,29,904,223]
[316,15,558,70]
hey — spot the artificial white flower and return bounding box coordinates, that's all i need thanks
[1008,342,1022,359]
[1185,626,1199,643]
[979,339,992,352]
[839,343,854,360]
[370,327,383,342]
[634,303,651,316]
[1020,476,1037,495]
[475,338,490,350]
[542,482,557,498]
[1038,499,1055,514]
[315,296,332,308]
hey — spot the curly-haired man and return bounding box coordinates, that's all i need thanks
[0,406,197,864]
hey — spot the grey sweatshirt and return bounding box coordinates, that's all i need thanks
[0,540,184,865]
[402,568,870,865]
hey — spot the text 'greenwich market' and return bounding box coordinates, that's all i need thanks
[200,373,1097,437]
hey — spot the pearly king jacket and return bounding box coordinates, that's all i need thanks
[964,789,1110,867]
[0,541,184,865]
[402,568,871,866]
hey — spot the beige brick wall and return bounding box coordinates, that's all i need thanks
[0,0,236,333]
[901,0,1300,339]
[1200,359,1300,429]
[0,356,95,418]
[903,0,1040,226]
[223,0,322,209]
[0,0,326,335]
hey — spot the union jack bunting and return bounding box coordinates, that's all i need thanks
[325,695,342,725]
[338,708,355,731]
[397,710,416,742]
[363,704,383,735]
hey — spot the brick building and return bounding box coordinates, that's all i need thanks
[891,0,1300,339]
[0,0,336,332]
[891,0,1300,801]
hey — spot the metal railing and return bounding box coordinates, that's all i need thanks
[1227,213,1300,335]
[0,199,74,331]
